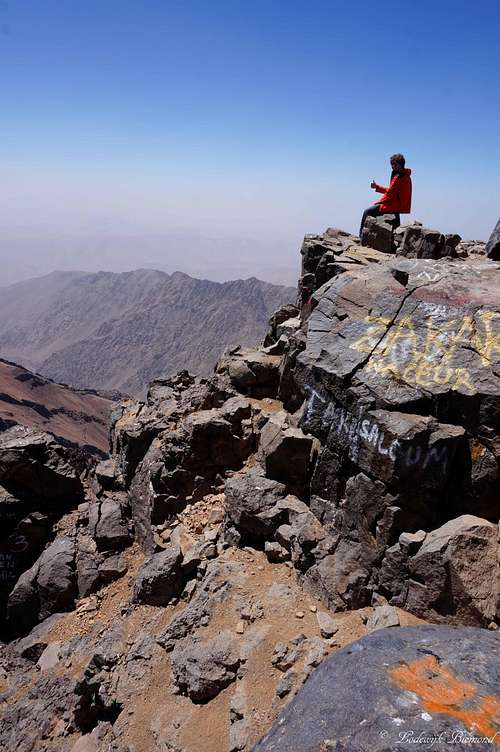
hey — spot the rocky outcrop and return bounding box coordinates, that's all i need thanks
[0,425,87,502]
[171,631,241,702]
[379,515,499,625]
[132,544,183,606]
[216,347,282,397]
[0,426,90,630]
[7,536,78,635]
[361,214,399,253]
[396,224,462,258]
[361,216,463,259]
[254,625,500,751]
[486,217,500,260]
[0,223,498,752]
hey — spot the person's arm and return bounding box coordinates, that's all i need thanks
[373,183,388,194]
[379,176,400,204]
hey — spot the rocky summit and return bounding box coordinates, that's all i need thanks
[0,222,498,752]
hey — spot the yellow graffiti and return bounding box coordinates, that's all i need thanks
[473,311,500,366]
[351,309,499,395]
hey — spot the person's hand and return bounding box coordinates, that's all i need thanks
[370,181,377,189]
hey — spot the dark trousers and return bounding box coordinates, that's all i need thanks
[359,205,400,238]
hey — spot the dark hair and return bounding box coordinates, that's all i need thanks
[390,153,406,168]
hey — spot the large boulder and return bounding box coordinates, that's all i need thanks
[380,515,499,626]
[254,625,500,752]
[361,215,397,253]
[171,630,240,702]
[87,495,131,551]
[223,466,287,543]
[257,412,317,496]
[7,537,77,636]
[132,544,183,606]
[0,426,86,503]
[0,428,88,626]
[216,347,281,397]
[486,217,500,260]
[397,225,461,259]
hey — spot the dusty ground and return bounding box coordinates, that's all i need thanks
[33,536,425,752]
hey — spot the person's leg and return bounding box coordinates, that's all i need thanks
[359,205,380,238]
[393,212,400,230]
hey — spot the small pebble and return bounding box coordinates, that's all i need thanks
[295,610,305,619]
[309,605,317,613]
[236,621,245,634]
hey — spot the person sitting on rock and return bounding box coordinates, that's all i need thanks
[359,153,412,238]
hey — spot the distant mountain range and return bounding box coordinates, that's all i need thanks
[0,358,114,454]
[0,269,295,395]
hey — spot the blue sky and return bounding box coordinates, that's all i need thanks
[1,0,499,283]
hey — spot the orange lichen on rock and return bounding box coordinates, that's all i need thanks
[390,655,500,739]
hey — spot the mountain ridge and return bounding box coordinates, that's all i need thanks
[0,268,296,395]
[0,357,115,454]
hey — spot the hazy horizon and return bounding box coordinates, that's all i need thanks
[1,1,499,287]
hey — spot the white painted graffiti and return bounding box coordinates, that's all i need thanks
[304,387,449,472]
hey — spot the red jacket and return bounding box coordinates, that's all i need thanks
[375,168,412,213]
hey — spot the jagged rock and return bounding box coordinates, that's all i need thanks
[255,625,500,752]
[397,224,461,259]
[88,495,131,551]
[128,394,253,552]
[265,304,300,345]
[264,541,290,562]
[381,515,499,626]
[229,685,250,752]
[257,412,316,495]
[13,613,64,661]
[93,458,117,491]
[366,604,400,631]
[0,664,105,751]
[37,641,61,671]
[361,215,397,253]
[216,347,281,397]
[132,544,183,606]
[0,425,86,502]
[170,630,240,702]
[184,408,252,468]
[0,427,89,623]
[262,336,288,356]
[486,217,500,260]
[303,636,327,671]
[157,560,243,651]
[276,669,297,698]
[7,537,77,636]
[76,534,102,597]
[110,371,233,487]
[293,242,500,615]
[282,502,328,572]
[399,529,426,554]
[316,611,338,638]
[223,466,287,542]
[271,637,305,672]
[0,484,24,529]
[98,553,128,584]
